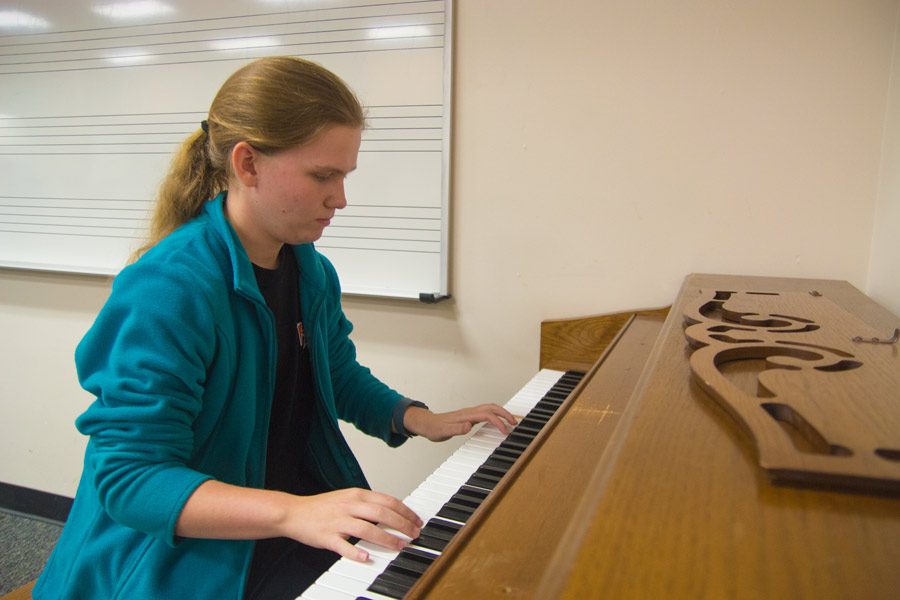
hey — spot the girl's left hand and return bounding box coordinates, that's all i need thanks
[403,403,517,442]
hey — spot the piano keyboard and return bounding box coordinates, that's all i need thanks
[298,368,584,600]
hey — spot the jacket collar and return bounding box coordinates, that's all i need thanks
[203,192,327,298]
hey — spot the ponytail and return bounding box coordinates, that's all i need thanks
[132,128,225,259]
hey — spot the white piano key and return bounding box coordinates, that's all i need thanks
[299,582,357,600]
[475,427,506,442]
[409,479,457,499]
[314,572,367,594]
[436,462,476,480]
[461,437,500,452]
[353,542,400,562]
[315,571,394,599]
[451,445,492,461]
[407,486,450,504]
[301,576,398,600]
[429,466,469,484]
[330,554,391,582]
[447,449,489,465]
[438,457,476,472]
[471,425,505,439]
[403,497,443,520]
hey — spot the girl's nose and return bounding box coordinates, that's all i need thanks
[326,180,348,209]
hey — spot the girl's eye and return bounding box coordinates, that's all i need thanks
[313,172,332,182]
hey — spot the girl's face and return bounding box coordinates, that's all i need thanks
[226,124,362,266]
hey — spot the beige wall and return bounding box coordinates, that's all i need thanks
[2,0,899,500]
[869,3,900,315]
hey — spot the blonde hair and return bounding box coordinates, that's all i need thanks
[134,56,365,259]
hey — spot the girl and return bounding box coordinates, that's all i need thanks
[35,56,514,600]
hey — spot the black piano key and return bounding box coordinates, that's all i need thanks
[437,499,481,523]
[410,519,461,551]
[496,437,526,451]
[518,412,547,423]
[510,427,540,440]
[392,547,437,573]
[446,491,484,510]
[476,463,508,479]
[534,399,562,412]
[512,422,543,436]
[462,474,499,492]
[508,432,535,445]
[436,491,484,522]
[436,503,473,523]
[457,484,489,501]
[531,398,558,410]
[484,451,516,465]
[423,518,462,540]
[492,447,522,461]
[474,466,505,481]
[518,419,548,432]
[498,436,527,451]
[380,566,420,588]
[490,451,521,466]
[520,414,549,426]
[368,575,408,599]
[539,394,565,405]
[543,396,568,405]
[411,532,448,552]
[394,547,438,568]
[528,407,556,420]
[444,495,481,511]
[466,473,499,491]
[483,456,515,471]
[492,446,524,463]
[367,547,438,599]
[498,438,529,452]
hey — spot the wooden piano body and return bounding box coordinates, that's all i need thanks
[406,273,900,599]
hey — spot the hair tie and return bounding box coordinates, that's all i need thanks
[200,120,209,134]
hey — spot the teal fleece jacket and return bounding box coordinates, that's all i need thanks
[35,193,408,599]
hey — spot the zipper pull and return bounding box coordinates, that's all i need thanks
[297,321,307,350]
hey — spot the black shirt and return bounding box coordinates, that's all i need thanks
[251,246,320,495]
[245,248,338,600]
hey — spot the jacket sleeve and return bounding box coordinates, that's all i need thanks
[317,257,408,447]
[74,259,218,546]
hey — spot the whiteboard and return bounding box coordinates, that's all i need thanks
[0,0,451,300]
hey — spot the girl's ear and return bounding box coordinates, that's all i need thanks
[230,141,260,188]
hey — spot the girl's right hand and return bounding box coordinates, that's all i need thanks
[282,488,423,561]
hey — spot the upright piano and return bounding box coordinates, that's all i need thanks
[304,273,900,599]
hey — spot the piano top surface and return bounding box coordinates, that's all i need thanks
[410,274,900,600]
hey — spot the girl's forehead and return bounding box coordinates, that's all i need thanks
[282,125,362,170]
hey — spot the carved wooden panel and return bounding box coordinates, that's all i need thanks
[684,288,900,493]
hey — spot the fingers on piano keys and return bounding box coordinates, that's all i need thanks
[299,370,584,600]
